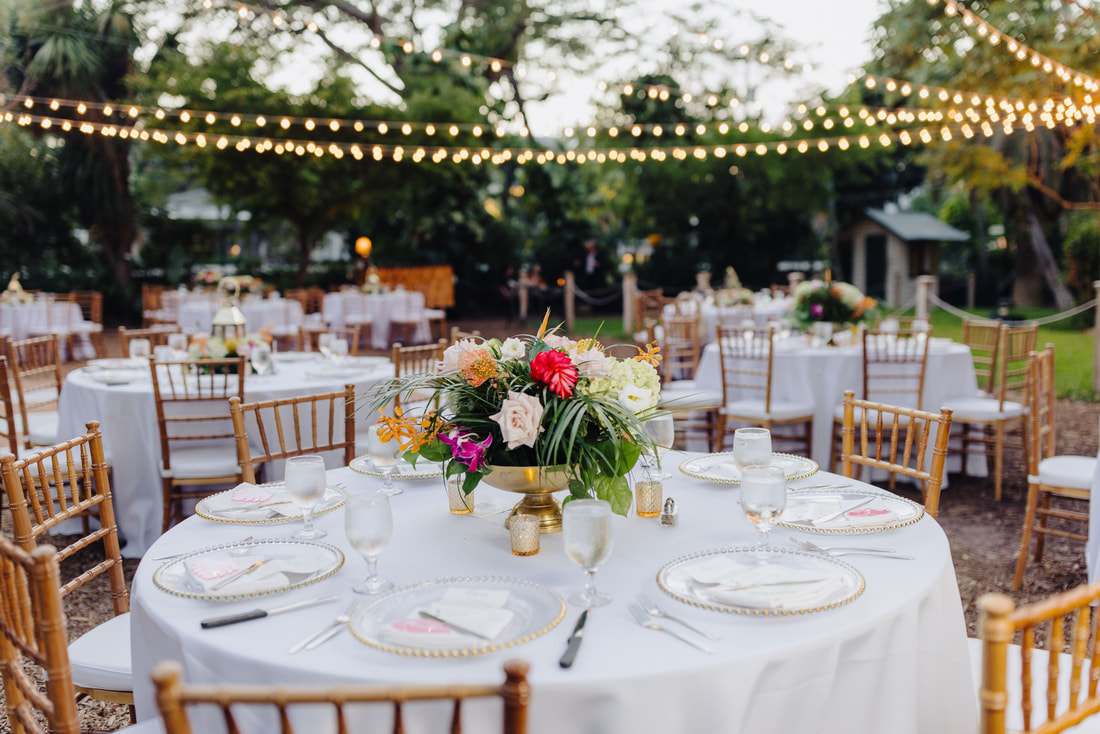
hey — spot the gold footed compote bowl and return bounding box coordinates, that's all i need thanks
[480,465,571,534]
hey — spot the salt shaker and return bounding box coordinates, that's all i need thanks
[660,498,678,527]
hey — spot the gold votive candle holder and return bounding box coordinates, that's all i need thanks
[635,480,663,517]
[446,476,474,515]
[509,514,540,556]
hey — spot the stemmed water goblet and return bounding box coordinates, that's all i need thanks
[250,344,272,375]
[329,337,349,364]
[317,332,334,360]
[167,333,189,360]
[732,427,772,473]
[739,465,787,547]
[128,338,152,361]
[641,414,675,480]
[284,455,327,539]
[345,492,394,594]
[366,424,403,496]
[562,499,614,608]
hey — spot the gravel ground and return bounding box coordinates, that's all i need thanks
[3,321,1096,730]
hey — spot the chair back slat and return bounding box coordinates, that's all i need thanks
[8,335,63,449]
[118,325,183,356]
[962,319,1003,394]
[0,423,129,616]
[152,659,531,734]
[996,323,1039,408]
[0,539,80,734]
[979,582,1100,734]
[861,330,930,409]
[298,326,362,355]
[717,325,775,411]
[838,391,952,518]
[662,314,702,383]
[231,385,357,484]
[392,340,447,412]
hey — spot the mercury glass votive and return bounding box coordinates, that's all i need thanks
[509,514,540,556]
[635,480,663,517]
[446,476,474,515]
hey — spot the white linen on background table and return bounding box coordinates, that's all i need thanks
[1084,457,1100,584]
[56,356,395,558]
[693,341,983,474]
[176,299,304,334]
[322,291,432,349]
[0,301,94,360]
[131,456,977,734]
[663,299,792,345]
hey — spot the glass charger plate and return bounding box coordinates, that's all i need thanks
[84,368,149,385]
[194,483,348,525]
[349,455,444,479]
[348,575,566,658]
[271,351,317,362]
[776,488,924,534]
[678,452,818,485]
[152,538,344,602]
[657,546,864,616]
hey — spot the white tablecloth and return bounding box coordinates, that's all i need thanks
[322,291,432,349]
[1083,459,1100,584]
[693,340,980,471]
[131,458,976,733]
[57,355,394,557]
[0,301,94,360]
[176,299,305,335]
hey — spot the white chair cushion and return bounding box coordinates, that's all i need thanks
[166,446,242,479]
[69,612,132,693]
[425,308,446,319]
[25,411,59,446]
[967,637,1100,734]
[723,399,814,421]
[23,387,60,405]
[943,396,1025,421]
[121,717,166,733]
[1037,455,1097,491]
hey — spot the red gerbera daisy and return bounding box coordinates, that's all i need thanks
[530,350,579,398]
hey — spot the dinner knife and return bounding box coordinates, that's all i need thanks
[210,559,269,591]
[418,611,493,640]
[559,610,588,669]
[200,595,340,629]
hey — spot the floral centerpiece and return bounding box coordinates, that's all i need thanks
[714,287,753,307]
[360,270,384,294]
[188,330,272,362]
[1,273,31,304]
[789,279,879,330]
[365,315,663,516]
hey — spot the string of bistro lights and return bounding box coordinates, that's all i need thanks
[930,0,1100,93]
[0,106,1056,165]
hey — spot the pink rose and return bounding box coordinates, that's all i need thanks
[543,334,574,349]
[441,339,481,374]
[490,391,545,449]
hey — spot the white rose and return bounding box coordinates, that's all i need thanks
[500,338,525,362]
[490,391,545,449]
[617,385,653,412]
[570,347,612,378]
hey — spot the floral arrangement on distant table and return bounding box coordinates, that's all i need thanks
[188,330,272,361]
[1,274,31,305]
[789,279,879,329]
[714,287,753,307]
[366,314,663,515]
[360,270,384,294]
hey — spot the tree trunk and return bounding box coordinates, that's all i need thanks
[1012,210,1043,307]
[295,226,313,287]
[1026,210,1074,309]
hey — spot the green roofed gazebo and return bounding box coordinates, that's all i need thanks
[839,208,969,308]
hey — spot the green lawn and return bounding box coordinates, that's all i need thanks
[572,310,1099,402]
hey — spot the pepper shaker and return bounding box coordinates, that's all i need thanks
[660,498,678,527]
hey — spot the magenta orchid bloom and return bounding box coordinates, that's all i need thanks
[811,304,824,317]
[439,429,493,472]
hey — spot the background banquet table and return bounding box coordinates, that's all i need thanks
[663,298,792,346]
[0,300,93,360]
[175,297,305,335]
[693,338,981,471]
[131,455,977,734]
[57,355,395,557]
[322,290,432,349]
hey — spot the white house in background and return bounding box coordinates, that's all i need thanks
[839,207,969,307]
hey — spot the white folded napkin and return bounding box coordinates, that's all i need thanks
[781,497,903,529]
[376,587,515,648]
[184,548,333,595]
[377,617,485,649]
[202,483,300,518]
[683,555,845,610]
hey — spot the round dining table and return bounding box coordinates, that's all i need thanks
[322,290,432,349]
[130,454,977,734]
[57,354,396,558]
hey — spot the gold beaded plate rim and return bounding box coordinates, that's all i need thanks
[348,575,566,658]
[656,546,865,616]
[152,538,345,603]
[194,483,348,525]
[349,455,444,479]
[776,488,925,535]
[678,452,819,485]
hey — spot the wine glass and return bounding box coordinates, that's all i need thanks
[732,427,772,472]
[562,499,614,608]
[739,465,787,547]
[345,492,394,594]
[128,338,151,361]
[250,344,272,375]
[284,455,327,539]
[317,333,334,360]
[366,424,403,496]
[643,414,675,480]
[329,337,349,364]
[167,333,188,360]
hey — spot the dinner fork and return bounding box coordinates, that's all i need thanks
[288,600,358,654]
[626,602,713,653]
[635,593,720,641]
[791,537,915,560]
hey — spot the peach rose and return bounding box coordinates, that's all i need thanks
[490,391,545,449]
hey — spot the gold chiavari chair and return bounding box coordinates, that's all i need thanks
[117,325,184,357]
[961,318,1003,397]
[392,340,447,414]
[230,385,356,484]
[1,422,133,713]
[8,335,63,449]
[152,658,531,734]
[450,326,482,345]
[655,314,721,451]
[1012,345,1096,589]
[977,582,1100,734]
[150,356,247,530]
[838,391,953,518]
[298,325,362,356]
